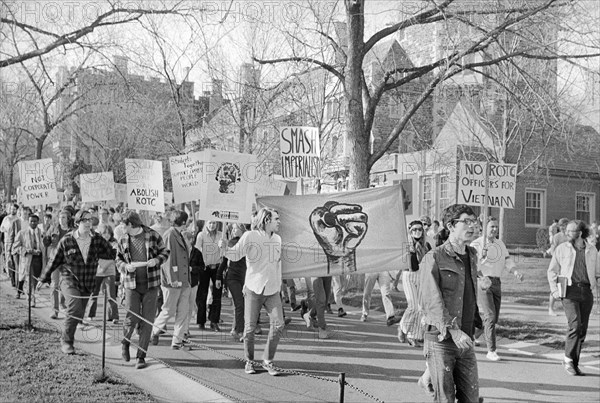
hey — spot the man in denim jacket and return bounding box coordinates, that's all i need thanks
[419,204,480,403]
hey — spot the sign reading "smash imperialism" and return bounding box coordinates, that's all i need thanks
[279,126,321,179]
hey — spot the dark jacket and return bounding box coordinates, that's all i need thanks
[161,227,191,288]
[217,237,246,283]
[418,240,478,340]
[189,246,205,288]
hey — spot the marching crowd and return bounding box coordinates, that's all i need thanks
[0,201,599,402]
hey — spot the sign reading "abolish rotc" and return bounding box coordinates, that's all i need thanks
[125,158,165,212]
[457,161,517,209]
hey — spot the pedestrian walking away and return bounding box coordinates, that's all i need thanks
[547,220,599,376]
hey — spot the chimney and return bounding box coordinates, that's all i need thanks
[209,79,223,114]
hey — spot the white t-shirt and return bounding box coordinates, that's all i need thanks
[226,230,282,295]
[471,236,511,277]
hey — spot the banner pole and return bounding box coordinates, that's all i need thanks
[482,162,490,257]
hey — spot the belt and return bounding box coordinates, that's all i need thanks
[206,264,219,269]
[571,282,590,288]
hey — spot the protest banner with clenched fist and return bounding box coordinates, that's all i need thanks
[310,201,368,274]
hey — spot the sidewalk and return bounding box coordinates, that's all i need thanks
[0,275,230,403]
[3,273,599,402]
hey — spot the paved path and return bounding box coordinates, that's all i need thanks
[3,276,599,402]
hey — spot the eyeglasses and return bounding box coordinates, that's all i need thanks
[454,218,478,226]
[79,217,92,223]
[411,228,424,232]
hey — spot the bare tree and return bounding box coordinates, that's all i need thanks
[252,0,600,189]
[0,1,203,68]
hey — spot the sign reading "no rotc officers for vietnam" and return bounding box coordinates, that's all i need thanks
[280,126,321,179]
[457,161,517,209]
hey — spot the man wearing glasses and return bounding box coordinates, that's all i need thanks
[418,204,480,402]
[38,210,116,355]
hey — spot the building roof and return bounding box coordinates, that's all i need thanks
[434,100,495,150]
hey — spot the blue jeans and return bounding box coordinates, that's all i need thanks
[477,276,501,352]
[424,337,479,403]
[243,288,284,362]
[305,277,331,329]
[562,284,594,366]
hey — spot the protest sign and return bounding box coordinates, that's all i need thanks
[18,158,58,206]
[258,185,408,279]
[80,172,115,203]
[254,174,287,197]
[125,159,164,212]
[164,191,174,205]
[169,152,205,204]
[197,150,256,223]
[457,161,517,209]
[280,126,321,179]
[114,184,127,204]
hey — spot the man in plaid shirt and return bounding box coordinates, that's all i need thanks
[38,209,115,355]
[116,210,169,369]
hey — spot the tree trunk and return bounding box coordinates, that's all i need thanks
[36,136,45,159]
[345,0,370,190]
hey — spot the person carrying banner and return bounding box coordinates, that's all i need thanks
[360,270,401,326]
[418,204,480,403]
[223,207,284,376]
[470,216,523,361]
[547,220,599,376]
[37,210,116,355]
[117,210,169,369]
[300,276,335,339]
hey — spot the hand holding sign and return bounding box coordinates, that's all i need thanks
[310,201,368,274]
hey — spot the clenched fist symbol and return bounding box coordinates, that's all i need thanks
[310,201,368,274]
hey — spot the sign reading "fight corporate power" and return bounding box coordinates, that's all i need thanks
[458,161,517,209]
[18,158,58,206]
[280,126,321,179]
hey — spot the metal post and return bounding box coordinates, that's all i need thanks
[338,372,345,403]
[101,282,108,378]
[482,162,490,256]
[27,264,32,329]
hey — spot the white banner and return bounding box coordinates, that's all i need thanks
[80,172,115,203]
[197,150,256,223]
[280,126,321,179]
[125,159,164,212]
[169,152,205,204]
[457,161,517,209]
[258,185,408,279]
[18,158,58,206]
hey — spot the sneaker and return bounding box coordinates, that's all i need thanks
[291,303,301,312]
[407,338,423,348]
[398,329,407,343]
[284,317,292,326]
[50,311,59,320]
[386,316,401,326]
[244,361,256,374]
[151,333,159,345]
[360,314,367,322]
[210,322,221,332]
[182,333,190,343]
[302,313,312,328]
[171,344,182,350]
[262,360,281,376]
[254,325,262,335]
[136,357,147,369]
[112,319,120,324]
[486,351,501,361]
[121,343,130,362]
[60,341,75,355]
[198,323,206,330]
[474,339,481,347]
[326,304,334,314]
[337,308,347,317]
[563,361,577,376]
[318,328,333,339]
[417,375,435,397]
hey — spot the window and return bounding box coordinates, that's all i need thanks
[388,98,404,119]
[331,135,338,157]
[422,176,433,217]
[439,174,451,211]
[525,189,545,226]
[576,192,595,223]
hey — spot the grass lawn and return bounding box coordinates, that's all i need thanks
[0,290,154,403]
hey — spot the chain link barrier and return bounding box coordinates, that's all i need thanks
[2,261,384,403]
